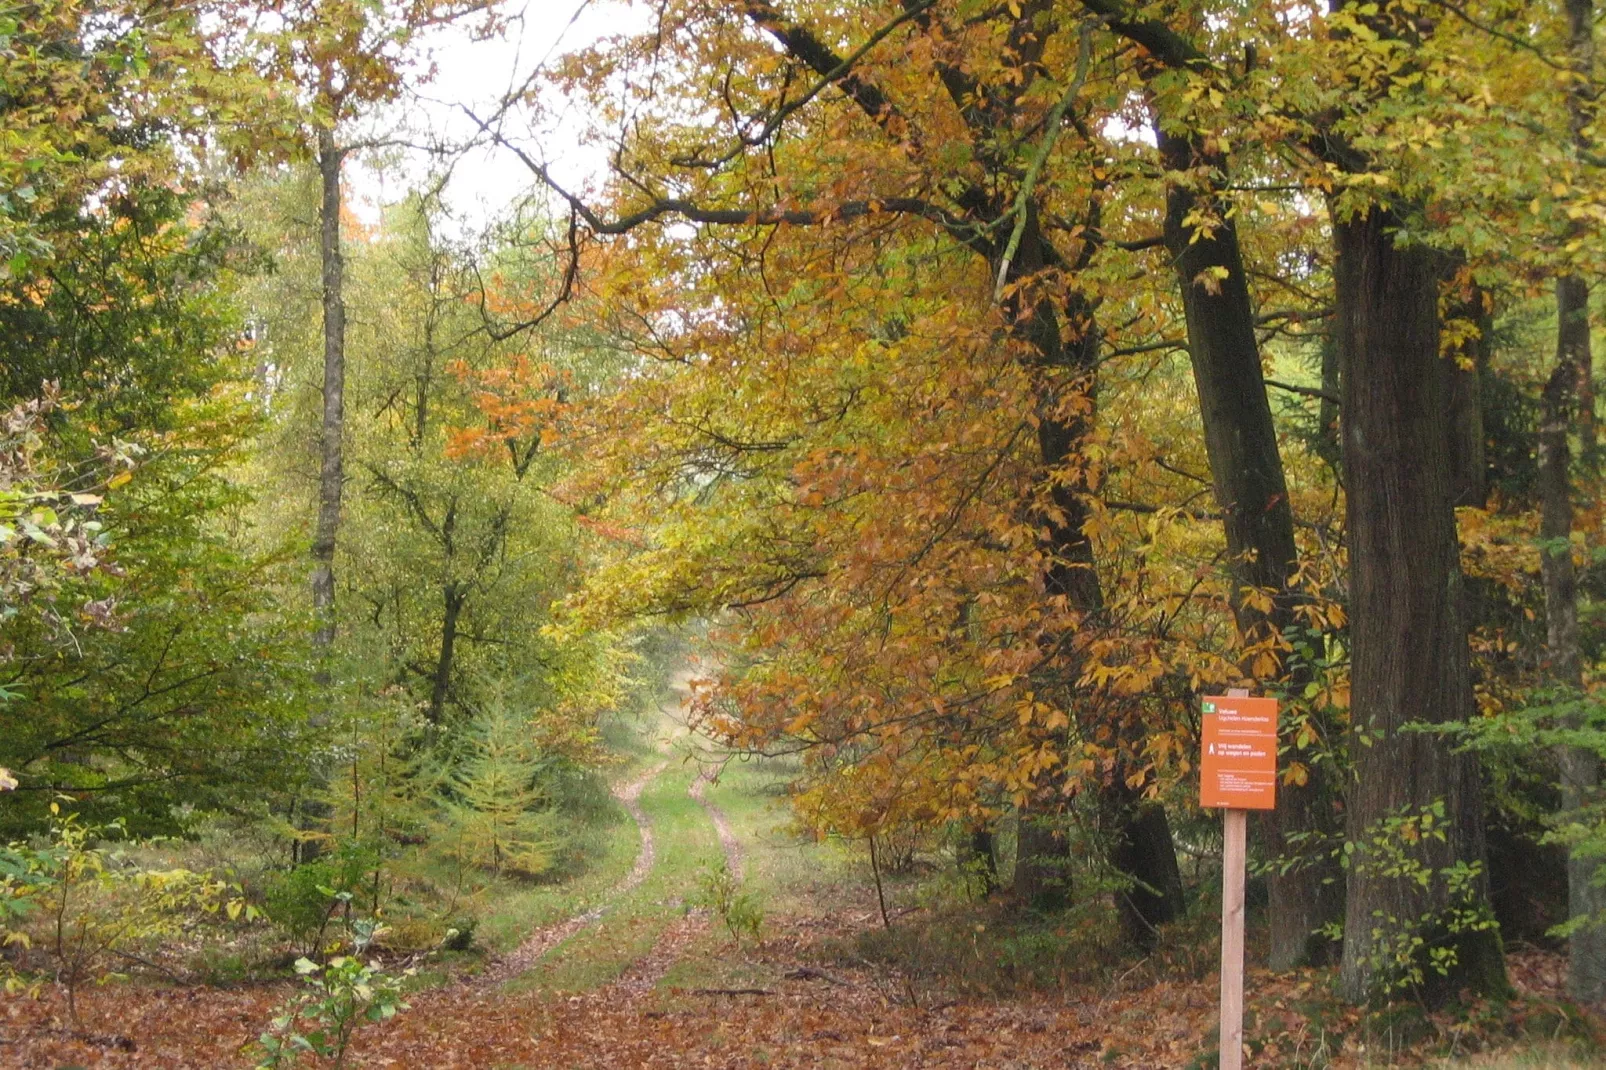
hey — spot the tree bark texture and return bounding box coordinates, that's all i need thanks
[1103,790,1186,943]
[1542,353,1606,1002]
[1334,206,1504,1003]
[1015,804,1072,911]
[1557,275,1596,476]
[964,824,1000,897]
[1006,217,1184,938]
[1553,3,1602,999]
[311,125,347,650]
[1445,281,1490,509]
[1319,331,1341,467]
[429,583,465,726]
[1157,127,1342,968]
[1562,0,1598,471]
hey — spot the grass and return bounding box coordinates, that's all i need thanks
[699,755,854,909]
[425,705,673,960]
[653,756,859,994]
[471,807,640,953]
[507,761,724,994]
[1429,1043,1600,1067]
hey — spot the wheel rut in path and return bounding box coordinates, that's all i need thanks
[472,759,667,988]
[689,769,743,882]
[604,766,748,998]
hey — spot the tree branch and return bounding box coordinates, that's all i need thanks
[995,23,1095,298]
[1264,379,1339,404]
[675,0,939,168]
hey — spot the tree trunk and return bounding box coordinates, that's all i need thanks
[311,125,347,649]
[1563,0,1598,473]
[296,125,348,865]
[1157,127,1342,969]
[1547,0,1603,999]
[1006,218,1184,938]
[1445,282,1490,509]
[1334,206,1505,1003]
[1014,803,1071,911]
[1102,783,1186,945]
[1545,313,1606,1001]
[1558,275,1596,477]
[428,583,465,725]
[1319,332,1341,467]
[963,823,999,897]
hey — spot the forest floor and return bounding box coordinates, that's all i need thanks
[2,673,1602,1069]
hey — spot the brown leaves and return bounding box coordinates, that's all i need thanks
[0,922,1592,1069]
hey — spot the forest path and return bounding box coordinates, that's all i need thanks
[600,666,750,997]
[689,769,743,882]
[475,670,704,989]
[483,665,724,997]
[471,756,667,988]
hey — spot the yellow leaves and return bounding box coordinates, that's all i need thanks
[1251,650,1282,679]
[1282,761,1310,787]
[1239,585,1276,616]
[1179,79,1226,109]
[1193,265,1229,296]
[982,673,1018,692]
[1181,206,1222,246]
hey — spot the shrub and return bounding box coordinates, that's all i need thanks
[254,945,412,1069]
[693,861,763,944]
[261,841,380,956]
[1,807,250,1021]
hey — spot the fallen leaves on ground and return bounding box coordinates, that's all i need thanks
[0,920,1598,1068]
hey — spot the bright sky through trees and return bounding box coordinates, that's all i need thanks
[347,0,638,226]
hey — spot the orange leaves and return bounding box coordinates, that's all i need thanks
[446,355,572,461]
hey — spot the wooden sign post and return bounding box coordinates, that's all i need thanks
[1200,691,1278,1070]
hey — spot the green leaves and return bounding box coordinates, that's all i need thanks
[254,950,414,1068]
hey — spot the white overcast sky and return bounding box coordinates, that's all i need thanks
[350,0,646,229]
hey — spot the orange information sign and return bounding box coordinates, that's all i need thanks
[1200,696,1278,811]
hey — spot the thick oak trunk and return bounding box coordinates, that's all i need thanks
[1103,784,1186,943]
[1334,206,1504,1003]
[311,125,347,649]
[1157,128,1342,968]
[1010,279,1093,916]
